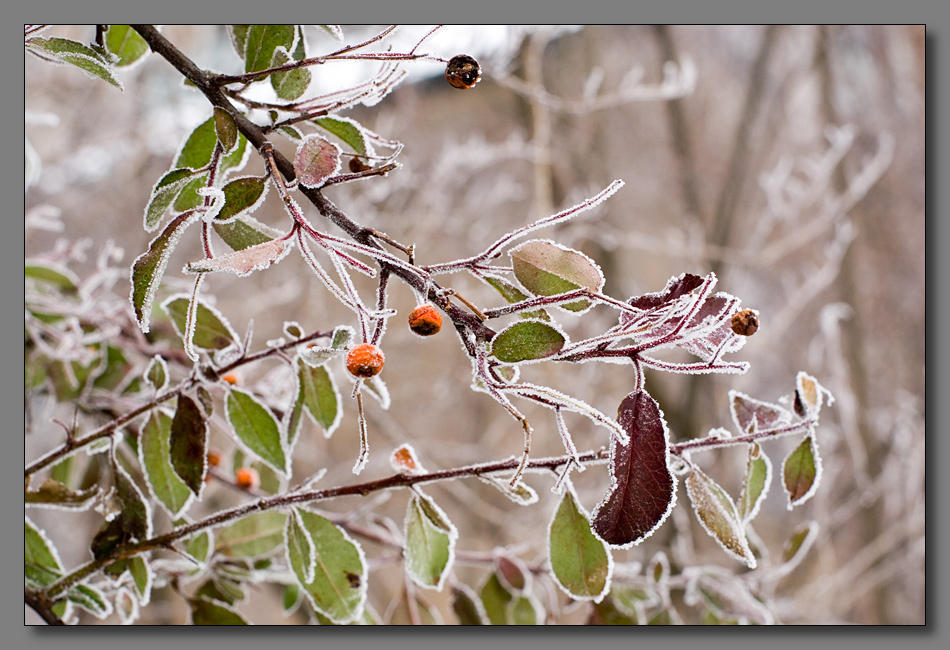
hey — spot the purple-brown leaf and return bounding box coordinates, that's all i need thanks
[293,134,341,189]
[591,390,675,547]
[625,272,703,312]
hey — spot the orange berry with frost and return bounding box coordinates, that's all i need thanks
[408,305,442,336]
[346,343,385,378]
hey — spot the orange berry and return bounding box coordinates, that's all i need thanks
[206,451,221,467]
[345,343,385,378]
[445,54,481,89]
[235,467,259,490]
[731,309,759,336]
[408,305,442,336]
[222,373,239,385]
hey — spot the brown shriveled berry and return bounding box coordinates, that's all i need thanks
[731,309,759,336]
[408,305,442,336]
[445,54,481,90]
[346,343,385,378]
[235,467,259,490]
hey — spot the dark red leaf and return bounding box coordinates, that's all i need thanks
[169,394,209,496]
[591,390,675,547]
[625,273,703,312]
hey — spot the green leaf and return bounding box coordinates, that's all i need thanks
[737,443,772,523]
[183,530,212,566]
[314,116,369,156]
[26,37,122,88]
[297,360,341,436]
[104,25,149,66]
[213,107,238,153]
[129,555,152,604]
[244,25,295,74]
[451,584,487,624]
[508,595,542,625]
[270,45,311,101]
[782,521,819,568]
[404,493,458,590]
[91,460,152,559]
[490,320,566,363]
[190,598,248,625]
[172,118,249,209]
[68,583,112,619]
[214,215,280,252]
[216,511,287,558]
[226,388,288,475]
[169,394,209,496]
[228,25,250,58]
[479,572,512,625]
[685,467,756,568]
[510,239,604,313]
[196,576,246,606]
[144,355,168,392]
[143,168,197,231]
[25,478,97,509]
[140,410,194,517]
[25,516,63,588]
[782,435,821,507]
[285,508,367,624]
[162,295,239,351]
[482,275,550,321]
[131,212,197,333]
[216,176,268,222]
[25,261,79,291]
[548,485,611,601]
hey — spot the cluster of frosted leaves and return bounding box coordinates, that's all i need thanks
[618,272,749,369]
[25,24,151,90]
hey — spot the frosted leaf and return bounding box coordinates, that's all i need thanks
[293,134,342,189]
[403,491,458,591]
[184,237,292,277]
[590,390,675,548]
[737,442,772,524]
[490,319,567,364]
[684,569,774,624]
[685,467,756,568]
[794,371,833,418]
[390,443,427,474]
[144,355,169,392]
[509,239,605,314]
[782,435,822,509]
[729,390,792,434]
[478,475,539,506]
[130,212,198,333]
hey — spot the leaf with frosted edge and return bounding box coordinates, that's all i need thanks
[452,584,488,624]
[331,325,354,349]
[244,24,296,74]
[390,443,426,474]
[228,25,250,57]
[144,355,168,393]
[140,410,194,517]
[169,394,208,497]
[508,594,543,625]
[490,319,566,363]
[404,492,458,590]
[191,598,248,625]
[781,521,819,571]
[131,212,197,332]
[730,390,791,434]
[213,107,238,153]
[297,360,342,437]
[685,467,756,568]
[362,374,390,409]
[795,371,831,418]
[737,443,771,523]
[314,116,372,156]
[286,508,368,624]
[26,37,122,88]
[162,295,239,351]
[623,272,704,316]
[25,516,64,588]
[215,176,268,223]
[294,134,342,188]
[782,435,821,508]
[478,475,539,506]
[510,239,604,313]
[318,25,344,41]
[129,555,152,605]
[185,237,291,277]
[226,387,288,475]
[68,583,113,619]
[214,214,280,251]
[92,458,153,559]
[143,168,196,231]
[591,390,675,548]
[287,510,317,584]
[548,483,612,601]
[104,25,149,67]
[216,511,287,557]
[482,275,550,321]
[270,46,311,101]
[479,572,513,625]
[25,478,97,510]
